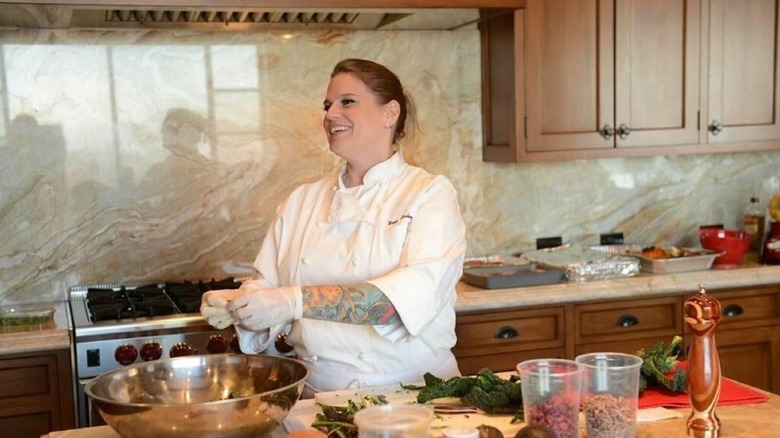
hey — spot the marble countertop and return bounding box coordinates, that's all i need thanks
[454,264,780,313]
[5,264,780,356]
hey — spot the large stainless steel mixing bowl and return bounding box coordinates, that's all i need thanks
[85,353,310,438]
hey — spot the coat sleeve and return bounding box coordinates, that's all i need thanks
[368,175,466,337]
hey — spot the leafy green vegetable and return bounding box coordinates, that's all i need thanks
[633,335,687,393]
[403,368,523,418]
[311,394,388,438]
[411,373,477,403]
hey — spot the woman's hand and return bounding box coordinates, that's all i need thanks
[200,289,240,329]
[228,285,302,331]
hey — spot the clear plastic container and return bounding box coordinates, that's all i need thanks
[516,358,582,438]
[575,352,643,438]
[0,305,56,332]
[353,405,434,438]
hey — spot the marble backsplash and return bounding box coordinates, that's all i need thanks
[1,27,779,304]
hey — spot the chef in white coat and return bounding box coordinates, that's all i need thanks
[201,58,467,396]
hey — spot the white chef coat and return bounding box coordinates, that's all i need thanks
[235,152,467,393]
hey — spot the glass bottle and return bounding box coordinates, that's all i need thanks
[742,197,766,262]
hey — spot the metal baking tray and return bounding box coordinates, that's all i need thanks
[590,245,722,274]
[462,263,566,289]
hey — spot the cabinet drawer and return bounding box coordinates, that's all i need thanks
[454,306,565,357]
[708,288,780,329]
[0,355,55,399]
[575,296,683,344]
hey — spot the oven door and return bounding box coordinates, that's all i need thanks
[76,378,107,428]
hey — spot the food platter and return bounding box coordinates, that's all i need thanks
[591,245,722,274]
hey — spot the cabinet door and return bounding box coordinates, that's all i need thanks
[714,327,780,394]
[481,8,526,162]
[525,0,699,155]
[525,0,615,152]
[614,0,700,148]
[707,0,780,143]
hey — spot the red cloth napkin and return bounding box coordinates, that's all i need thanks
[638,376,769,409]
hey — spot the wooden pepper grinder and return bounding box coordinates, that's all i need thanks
[684,284,722,438]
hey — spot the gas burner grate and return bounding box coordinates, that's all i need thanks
[86,284,178,322]
[165,278,242,313]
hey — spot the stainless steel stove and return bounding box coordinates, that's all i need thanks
[68,276,244,427]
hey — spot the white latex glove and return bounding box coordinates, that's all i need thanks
[200,289,240,329]
[227,285,302,331]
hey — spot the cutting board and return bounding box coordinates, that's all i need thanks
[282,380,683,436]
[284,383,525,437]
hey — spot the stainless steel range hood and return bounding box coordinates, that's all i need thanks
[0,2,490,31]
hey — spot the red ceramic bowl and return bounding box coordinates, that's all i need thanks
[699,228,750,267]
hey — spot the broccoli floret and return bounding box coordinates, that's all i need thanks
[634,335,687,393]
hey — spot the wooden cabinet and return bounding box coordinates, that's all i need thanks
[0,348,75,438]
[705,0,780,144]
[454,285,780,394]
[521,0,699,160]
[480,0,780,162]
[453,306,566,375]
[481,8,526,162]
[693,287,780,394]
[526,0,699,153]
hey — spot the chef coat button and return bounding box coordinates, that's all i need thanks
[352,258,359,267]
[311,355,318,362]
[302,258,309,265]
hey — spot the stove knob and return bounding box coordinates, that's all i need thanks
[230,334,242,353]
[115,344,138,365]
[170,343,194,357]
[206,335,228,354]
[140,342,163,361]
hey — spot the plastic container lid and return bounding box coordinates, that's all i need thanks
[353,405,434,437]
[443,426,480,438]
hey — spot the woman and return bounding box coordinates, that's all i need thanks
[201,58,467,395]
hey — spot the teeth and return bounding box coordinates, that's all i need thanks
[330,125,350,134]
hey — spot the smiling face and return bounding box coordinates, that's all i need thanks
[322,72,398,168]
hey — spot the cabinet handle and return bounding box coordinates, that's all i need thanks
[618,124,631,139]
[723,304,744,318]
[709,120,723,135]
[617,314,639,328]
[601,124,615,140]
[494,326,519,339]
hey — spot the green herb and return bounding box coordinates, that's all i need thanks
[633,335,687,393]
[311,394,388,438]
[0,314,52,326]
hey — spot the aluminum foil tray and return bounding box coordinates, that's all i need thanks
[522,244,640,282]
[590,245,721,274]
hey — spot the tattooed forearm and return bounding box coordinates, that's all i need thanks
[300,283,400,325]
